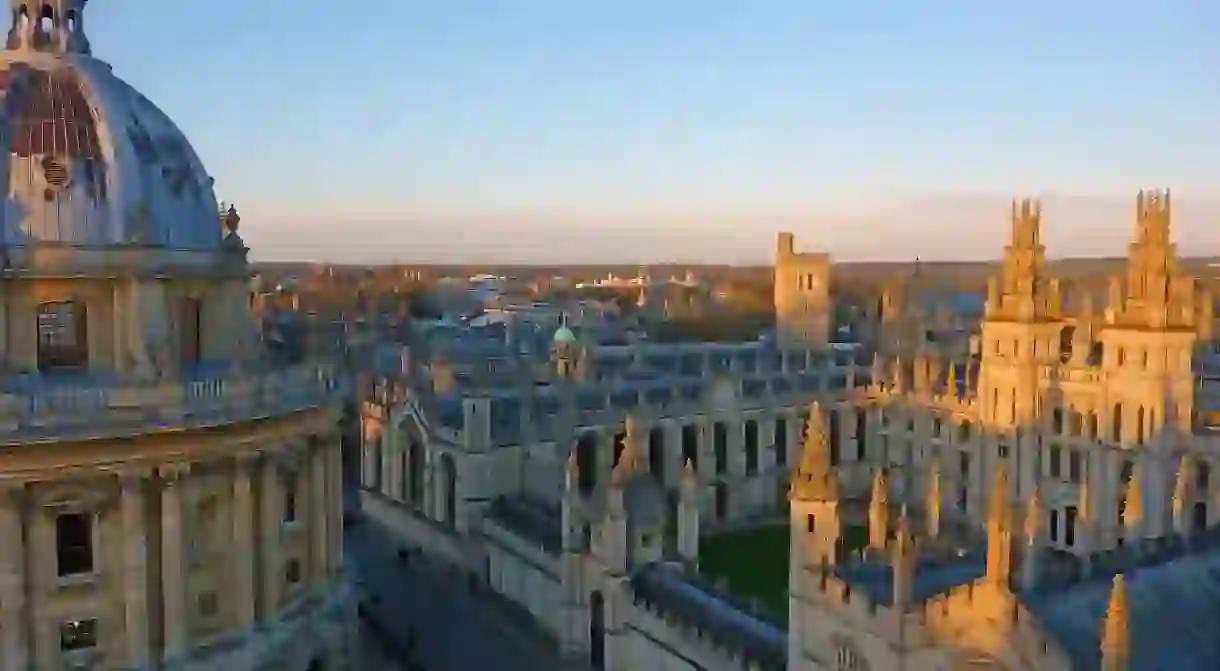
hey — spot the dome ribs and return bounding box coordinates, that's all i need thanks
[0,67,100,159]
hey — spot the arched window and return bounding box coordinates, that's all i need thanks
[713,422,728,475]
[576,433,597,493]
[774,418,788,466]
[589,591,605,669]
[1111,404,1124,443]
[181,297,202,367]
[648,427,665,482]
[744,420,759,475]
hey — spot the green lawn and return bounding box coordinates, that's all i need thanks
[698,523,869,623]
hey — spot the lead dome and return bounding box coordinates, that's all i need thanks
[0,0,223,249]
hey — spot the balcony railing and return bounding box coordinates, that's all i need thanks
[0,362,345,444]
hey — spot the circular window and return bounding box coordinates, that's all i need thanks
[41,156,70,189]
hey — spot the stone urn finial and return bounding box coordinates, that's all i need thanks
[223,204,241,236]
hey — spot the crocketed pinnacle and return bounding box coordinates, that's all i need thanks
[1101,574,1130,671]
[610,417,644,488]
[789,402,838,502]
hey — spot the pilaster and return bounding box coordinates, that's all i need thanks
[232,452,259,628]
[119,468,152,666]
[328,437,344,570]
[311,440,331,580]
[259,452,284,618]
[160,463,191,659]
[0,482,29,671]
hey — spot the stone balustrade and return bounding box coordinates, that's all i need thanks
[0,362,344,443]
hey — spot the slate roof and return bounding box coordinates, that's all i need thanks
[483,493,563,555]
[1021,527,1220,671]
[629,563,787,671]
[834,549,987,607]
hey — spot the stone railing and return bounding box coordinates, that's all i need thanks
[0,362,344,443]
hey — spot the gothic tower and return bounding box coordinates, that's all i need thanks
[774,232,832,350]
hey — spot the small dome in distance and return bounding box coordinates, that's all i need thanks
[553,326,576,343]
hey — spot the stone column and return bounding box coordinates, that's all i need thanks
[259,454,284,618]
[160,464,190,659]
[0,483,28,671]
[120,470,152,666]
[232,453,259,628]
[329,438,345,570]
[311,441,330,580]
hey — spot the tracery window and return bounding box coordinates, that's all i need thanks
[835,642,870,671]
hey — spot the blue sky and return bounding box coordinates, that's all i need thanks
[92,1,1218,263]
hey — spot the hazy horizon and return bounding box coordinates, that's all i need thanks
[245,192,1220,265]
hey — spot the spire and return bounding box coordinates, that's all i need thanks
[892,505,916,605]
[1100,574,1131,671]
[925,462,941,539]
[945,361,958,398]
[1024,485,1044,545]
[1173,454,1192,533]
[986,462,1013,584]
[565,448,580,493]
[610,417,644,487]
[6,0,91,55]
[1122,468,1142,538]
[870,354,883,391]
[681,457,698,494]
[868,468,889,552]
[789,402,838,502]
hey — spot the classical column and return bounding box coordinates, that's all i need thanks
[120,470,152,666]
[160,464,190,659]
[0,482,28,671]
[259,453,284,618]
[328,437,344,570]
[232,453,259,628]
[311,441,330,580]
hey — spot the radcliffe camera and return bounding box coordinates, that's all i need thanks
[0,2,1214,671]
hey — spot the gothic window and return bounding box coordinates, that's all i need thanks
[855,411,867,460]
[713,423,727,475]
[835,641,870,671]
[1049,510,1060,542]
[829,411,840,466]
[1112,404,1124,443]
[744,421,759,476]
[1052,408,1064,435]
[1068,451,1082,484]
[55,512,93,577]
[648,427,665,482]
[774,418,788,466]
[681,425,698,470]
[37,300,88,372]
[1049,445,1062,479]
[576,433,597,493]
[1135,407,1145,446]
[1065,506,1078,546]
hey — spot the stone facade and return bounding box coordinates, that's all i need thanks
[362,190,1220,671]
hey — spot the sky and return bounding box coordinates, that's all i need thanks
[90,1,1219,264]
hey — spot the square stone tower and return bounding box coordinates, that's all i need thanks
[775,232,832,350]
